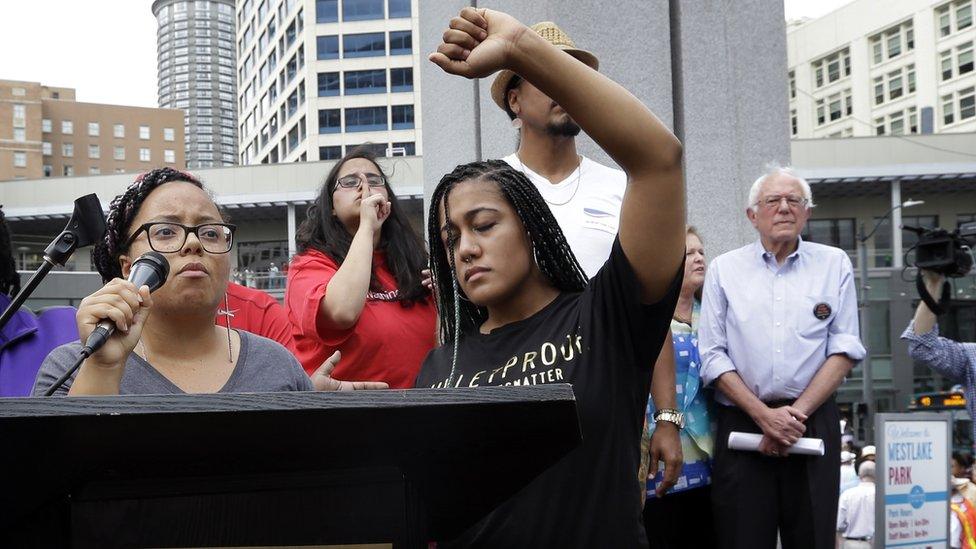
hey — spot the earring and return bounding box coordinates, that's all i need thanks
[511,118,522,129]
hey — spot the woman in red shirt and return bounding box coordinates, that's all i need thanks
[286,147,435,388]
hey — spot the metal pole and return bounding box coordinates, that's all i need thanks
[858,223,874,443]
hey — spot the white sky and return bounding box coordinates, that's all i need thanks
[0,1,159,107]
[0,1,857,110]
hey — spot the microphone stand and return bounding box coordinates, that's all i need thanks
[0,194,105,332]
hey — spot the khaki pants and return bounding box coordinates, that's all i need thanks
[841,539,871,549]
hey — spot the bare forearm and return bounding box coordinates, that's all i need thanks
[320,228,375,328]
[792,354,853,417]
[715,371,768,421]
[67,361,124,396]
[651,331,677,410]
[912,279,944,335]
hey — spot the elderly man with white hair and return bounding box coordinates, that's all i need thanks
[698,165,866,549]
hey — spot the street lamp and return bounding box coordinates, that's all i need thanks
[856,199,924,443]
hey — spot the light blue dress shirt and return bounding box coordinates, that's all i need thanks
[698,238,866,406]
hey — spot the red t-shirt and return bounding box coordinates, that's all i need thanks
[219,282,297,354]
[285,249,436,388]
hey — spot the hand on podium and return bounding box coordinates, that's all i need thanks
[311,351,390,391]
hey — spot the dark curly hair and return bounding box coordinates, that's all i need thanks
[426,160,587,384]
[0,207,21,297]
[91,168,205,283]
[296,146,428,306]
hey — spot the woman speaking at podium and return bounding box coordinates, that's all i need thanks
[33,168,380,396]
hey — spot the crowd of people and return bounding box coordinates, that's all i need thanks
[0,6,971,548]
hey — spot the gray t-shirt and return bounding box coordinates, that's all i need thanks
[33,330,314,396]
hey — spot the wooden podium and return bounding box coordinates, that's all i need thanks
[0,384,580,548]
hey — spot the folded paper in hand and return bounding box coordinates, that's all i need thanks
[727,432,825,456]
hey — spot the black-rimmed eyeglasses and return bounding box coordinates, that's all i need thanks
[124,222,237,254]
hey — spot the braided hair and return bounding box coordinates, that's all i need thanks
[91,167,204,283]
[0,207,21,297]
[426,160,587,384]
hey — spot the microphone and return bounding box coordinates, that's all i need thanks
[82,251,170,356]
[43,252,170,396]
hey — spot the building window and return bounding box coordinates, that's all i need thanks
[13,152,26,168]
[345,106,387,132]
[140,148,151,161]
[391,104,414,129]
[43,164,52,177]
[392,141,415,155]
[388,0,410,18]
[42,119,51,133]
[936,0,973,38]
[388,67,414,93]
[801,218,856,256]
[114,146,125,160]
[811,47,850,88]
[114,123,125,138]
[344,69,387,95]
[42,141,52,155]
[88,122,100,136]
[139,125,150,139]
[90,167,101,175]
[318,72,340,96]
[319,145,342,160]
[942,86,976,126]
[165,149,175,163]
[788,70,795,100]
[318,109,341,133]
[164,127,175,141]
[12,104,26,127]
[343,0,384,21]
[13,128,25,142]
[63,165,74,177]
[317,35,340,60]
[62,120,73,134]
[790,108,797,136]
[62,143,74,157]
[942,41,975,81]
[89,144,100,159]
[389,30,411,55]
[346,143,387,157]
[316,0,338,22]
[343,32,385,58]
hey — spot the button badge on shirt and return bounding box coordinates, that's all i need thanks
[813,302,832,320]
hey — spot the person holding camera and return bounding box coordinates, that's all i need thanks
[901,270,976,448]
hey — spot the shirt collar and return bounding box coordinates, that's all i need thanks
[753,235,805,265]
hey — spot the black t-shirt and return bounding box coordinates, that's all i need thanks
[416,238,681,548]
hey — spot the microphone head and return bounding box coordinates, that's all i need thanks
[130,251,170,292]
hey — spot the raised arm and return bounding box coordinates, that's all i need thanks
[902,271,975,383]
[429,8,685,303]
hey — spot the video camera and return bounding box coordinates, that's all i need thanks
[904,221,976,278]
[905,221,976,314]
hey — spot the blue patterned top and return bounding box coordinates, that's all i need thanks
[901,321,976,449]
[645,303,716,497]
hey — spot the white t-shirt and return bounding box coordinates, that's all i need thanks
[503,153,627,278]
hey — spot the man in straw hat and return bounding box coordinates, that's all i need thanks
[492,19,683,539]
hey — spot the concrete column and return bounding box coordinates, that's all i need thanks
[891,179,904,268]
[286,203,297,259]
[420,0,789,256]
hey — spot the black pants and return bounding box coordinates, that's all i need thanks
[711,398,840,549]
[643,486,715,549]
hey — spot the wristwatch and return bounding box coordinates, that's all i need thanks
[654,408,685,429]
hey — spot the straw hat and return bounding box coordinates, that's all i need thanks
[490,21,599,112]
[861,445,876,458]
